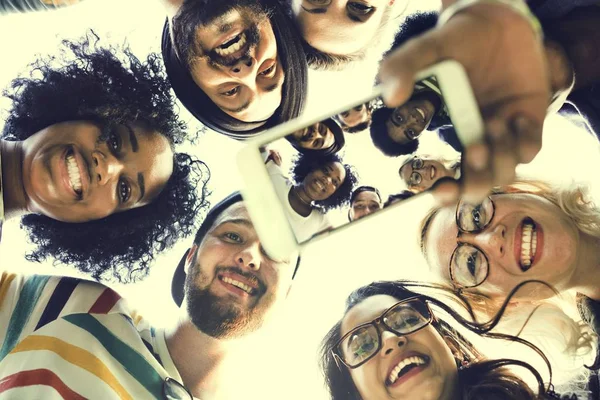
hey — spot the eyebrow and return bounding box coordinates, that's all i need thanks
[301,5,327,13]
[126,125,139,152]
[265,83,280,93]
[137,172,145,203]
[220,218,254,228]
[221,100,252,113]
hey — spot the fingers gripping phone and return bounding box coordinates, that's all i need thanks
[237,60,484,260]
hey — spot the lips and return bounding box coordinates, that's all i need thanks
[414,107,426,122]
[217,271,261,297]
[60,146,90,200]
[214,31,248,57]
[385,352,430,388]
[312,178,326,193]
[514,218,544,271]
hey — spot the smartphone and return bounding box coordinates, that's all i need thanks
[237,60,484,260]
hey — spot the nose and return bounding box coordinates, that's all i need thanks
[472,224,507,258]
[92,150,123,186]
[230,56,256,78]
[235,241,261,271]
[380,330,407,357]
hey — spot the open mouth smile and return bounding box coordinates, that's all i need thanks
[217,272,260,296]
[514,217,544,271]
[415,107,426,122]
[386,354,430,387]
[214,31,248,57]
[62,146,90,201]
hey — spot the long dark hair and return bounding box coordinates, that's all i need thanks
[164,0,307,138]
[2,32,210,282]
[320,280,568,400]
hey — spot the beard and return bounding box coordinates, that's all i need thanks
[184,263,275,339]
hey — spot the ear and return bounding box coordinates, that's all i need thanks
[184,244,198,274]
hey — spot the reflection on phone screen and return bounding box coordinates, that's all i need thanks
[262,75,462,244]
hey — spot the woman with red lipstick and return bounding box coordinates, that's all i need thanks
[0,33,209,282]
[418,179,600,398]
[320,280,583,400]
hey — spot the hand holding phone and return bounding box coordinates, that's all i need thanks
[238,60,484,260]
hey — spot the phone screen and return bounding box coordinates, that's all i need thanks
[261,75,461,244]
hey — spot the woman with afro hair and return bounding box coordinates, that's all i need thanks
[266,151,357,242]
[0,32,210,282]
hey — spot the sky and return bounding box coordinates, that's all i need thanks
[1,1,600,399]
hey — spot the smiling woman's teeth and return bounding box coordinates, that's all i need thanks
[415,107,426,120]
[66,153,82,193]
[387,356,426,385]
[215,33,247,56]
[521,222,537,268]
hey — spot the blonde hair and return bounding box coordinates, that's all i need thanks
[418,179,600,388]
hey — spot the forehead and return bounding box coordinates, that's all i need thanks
[341,295,399,335]
[210,202,252,231]
[353,190,380,203]
[331,161,345,177]
[423,206,460,281]
[132,128,174,203]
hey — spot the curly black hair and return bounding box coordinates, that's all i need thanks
[2,31,211,282]
[290,153,358,212]
[369,106,420,157]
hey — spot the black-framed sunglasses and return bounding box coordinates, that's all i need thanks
[449,197,496,289]
[332,297,434,369]
[163,377,193,400]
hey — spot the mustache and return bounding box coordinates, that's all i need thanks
[206,24,261,67]
[216,266,266,294]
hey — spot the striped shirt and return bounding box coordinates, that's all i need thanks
[0,0,80,14]
[0,272,188,399]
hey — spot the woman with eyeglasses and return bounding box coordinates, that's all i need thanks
[320,280,582,400]
[417,180,600,397]
[398,155,461,193]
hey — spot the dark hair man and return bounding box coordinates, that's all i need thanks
[347,185,382,221]
[0,193,300,399]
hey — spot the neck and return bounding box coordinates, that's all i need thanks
[288,186,313,216]
[0,140,29,220]
[165,320,230,399]
[569,233,600,300]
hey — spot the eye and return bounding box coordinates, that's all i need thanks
[308,0,330,5]
[259,64,276,76]
[117,179,131,203]
[221,86,240,97]
[410,172,421,186]
[354,105,364,111]
[341,111,349,117]
[456,198,494,232]
[451,245,489,287]
[406,129,415,139]
[223,232,243,243]
[347,1,375,15]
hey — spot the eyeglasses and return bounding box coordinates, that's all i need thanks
[163,377,193,400]
[332,297,433,369]
[408,157,424,186]
[449,197,496,289]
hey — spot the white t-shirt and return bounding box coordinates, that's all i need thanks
[266,161,331,243]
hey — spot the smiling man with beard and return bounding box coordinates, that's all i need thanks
[161,0,308,138]
[0,192,300,399]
